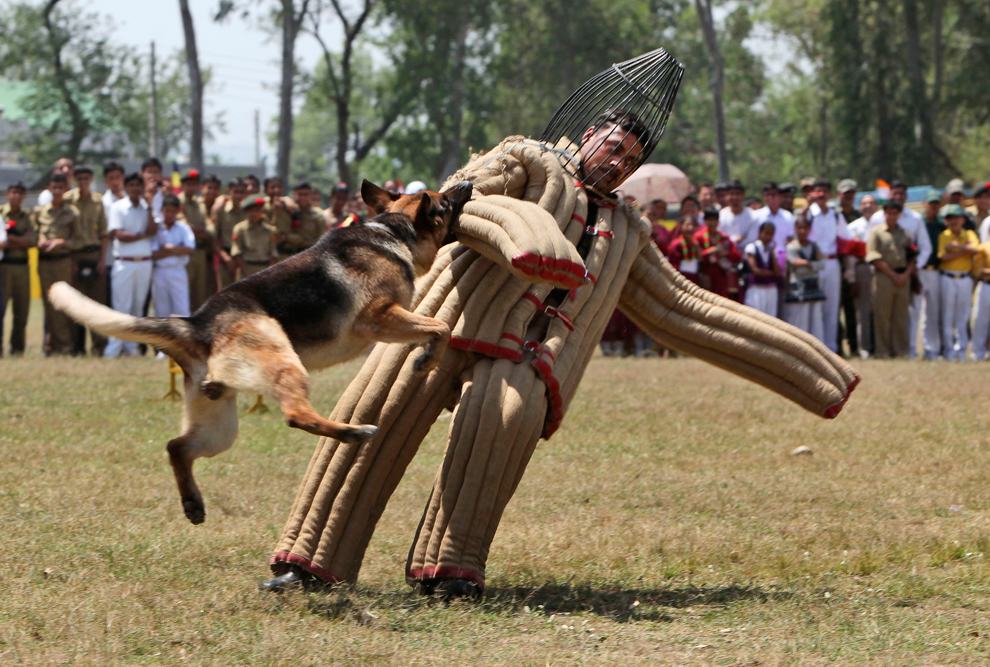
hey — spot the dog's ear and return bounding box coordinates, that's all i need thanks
[443,181,473,212]
[361,179,397,214]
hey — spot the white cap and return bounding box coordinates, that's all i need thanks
[405,180,427,194]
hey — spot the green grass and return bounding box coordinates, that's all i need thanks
[3,302,990,664]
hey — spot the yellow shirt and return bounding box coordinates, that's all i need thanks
[936,228,979,273]
[971,242,990,281]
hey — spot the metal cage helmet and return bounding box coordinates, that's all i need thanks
[539,48,684,197]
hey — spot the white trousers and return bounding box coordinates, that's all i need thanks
[744,285,778,318]
[153,266,191,318]
[972,282,990,360]
[940,273,972,360]
[820,258,841,352]
[105,259,152,357]
[919,269,941,359]
[784,301,824,342]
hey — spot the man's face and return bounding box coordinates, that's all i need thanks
[781,191,795,210]
[764,190,781,211]
[182,180,199,198]
[54,158,73,177]
[247,207,265,223]
[681,218,696,237]
[840,190,856,207]
[105,170,124,193]
[49,180,67,202]
[229,185,246,203]
[890,187,907,205]
[726,188,744,210]
[6,188,24,208]
[245,178,260,195]
[949,192,963,205]
[296,188,312,208]
[795,221,810,242]
[716,189,729,207]
[578,123,644,194]
[925,201,940,218]
[142,166,162,187]
[647,200,667,221]
[202,181,219,200]
[946,215,964,233]
[266,181,284,198]
[977,193,990,211]
[681,199,699,220]
[884,207,900,225]
[125,179,142,200]
[332,190,348,209]
[860,196,878,219]
[76,172,93,192]
[162,203,179,224]
[812,186,830,203]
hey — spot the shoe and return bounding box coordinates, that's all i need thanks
[259,565,323,592]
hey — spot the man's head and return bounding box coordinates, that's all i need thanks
[860,194,878,220]
[162,194,181,224]
[924,190,941,219]
[181,169,201,197]
[779,183,796,211]
[703,207,719,231]
[74,165,94,193]
[293,182,313,208]
[141,157,163,187]
[103,161,125,193]
[715,181,730,208]
[647,198,667,222]
[202,175,221,201]
[331,182,349,210]
[53,157,73,177]
[945,178,965,205]
[697,182,716,209]
[726,180,745,211]
[890,180,908,205]
[681,215,697,238]
[227,178,246,203]
[244,174,261,195]
[811,179,832,204]
[264,177,284,199]
[763,182,781,211]
[48,173,69,203]
[578,110,648,194]
[975,183,990,212]
[242,196,267,223]
[837,178,857,208]
[5,181,26,208]
[680,195,699,221]
[883,200,903,225]
[124,172,143,201]
[795,217,811,243]
[943,204,966,233]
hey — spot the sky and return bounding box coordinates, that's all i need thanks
[95,0,343,167]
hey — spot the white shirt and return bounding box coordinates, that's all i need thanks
[152,220,196,268]
[102,189,126,218]
[0,221,6,261]
[744,239,774,264]
[978,217,990,244]
[37,189,53,206]
[753,206,795,249]
[807,203,851,257]
[868,208,931,267]
[109,197,154,258]
[718,206,757,247]
[847,216,871,242]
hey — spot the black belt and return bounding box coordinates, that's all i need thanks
[940,270,969,279]
[74,245,101,254]
[244,259,270,266]
[1,257,28,265]
[38,254,71,262]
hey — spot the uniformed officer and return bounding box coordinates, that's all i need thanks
[35,173,81,356]
[66,165,109,355]
[178,170,214,310]
[867,200,915,358]
[231,197,277,278]
[0,182,36,355]
[324,182,349,229]
[213,178,248,288]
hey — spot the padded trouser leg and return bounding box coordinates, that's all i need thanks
[271,343,466,583]
[406,358,547,591]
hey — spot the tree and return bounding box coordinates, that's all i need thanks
[694,0,729,181]
[179,0,205,170]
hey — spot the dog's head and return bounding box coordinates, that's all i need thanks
[361,179,473,273]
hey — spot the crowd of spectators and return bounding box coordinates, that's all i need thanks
[608,177,990,361]
[0,156,409,357]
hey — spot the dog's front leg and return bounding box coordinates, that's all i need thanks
[362,304,450,373]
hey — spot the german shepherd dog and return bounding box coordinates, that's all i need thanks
[49,179,472,524]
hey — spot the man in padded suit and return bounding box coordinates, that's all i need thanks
[261,53,857,598]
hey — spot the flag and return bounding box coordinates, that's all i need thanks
[875,179,891,203]
[171,162,182,192]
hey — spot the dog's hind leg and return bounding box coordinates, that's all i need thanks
[208,316,378,444]
[168,372,239,524]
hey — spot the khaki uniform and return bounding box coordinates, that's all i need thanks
[66,188,108,354]
[180,193,214,310]
[231,220,276,278]
[867,224,912,358]
[276,205,325,256]
[214,200,246,288]
[35,202,81,355]
[0,204,35,354]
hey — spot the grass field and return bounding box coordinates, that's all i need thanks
[3,303,990,664]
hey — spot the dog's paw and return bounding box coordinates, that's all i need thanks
[340,424,379,444]
[183,498,206,525]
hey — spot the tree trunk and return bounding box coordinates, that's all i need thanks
[277,0,300,182]
[873,0,893,177]
[903,0,933,181]
[42,0,86,162]
[694,0,729,181]
[179,0,204,170]
[437,3,469,181]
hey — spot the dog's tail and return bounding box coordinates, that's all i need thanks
[49,281,200,359]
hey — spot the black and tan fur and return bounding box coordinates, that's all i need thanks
[49,180,472,524]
